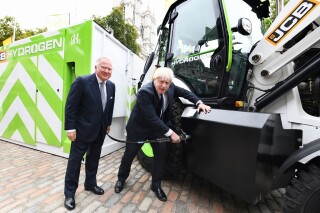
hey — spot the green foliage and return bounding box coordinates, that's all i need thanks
[261,0,291,33]
[1,5,140,52]
[20,28,48,40]
[93,4,141,55]
[261,17,273,34]
[0,16,21,45]
[0,16,47,46]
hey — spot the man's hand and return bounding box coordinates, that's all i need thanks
[67,131,77,142]
[106,126,111,134]
[170,132,181,143]
[197,103,211,113]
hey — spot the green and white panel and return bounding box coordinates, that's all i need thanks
[126,79,137,123]
[35,52,64,146]
[0,57,37,145]
[0,31,64,147]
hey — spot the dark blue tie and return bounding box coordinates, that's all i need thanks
[159,94,164,118]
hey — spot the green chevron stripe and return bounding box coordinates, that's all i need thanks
[0,80,36,121]
[127,87,137,96]
[43,51,64,78]
[0,61,18,90]
[20,59,62,119]
[0,51,63,147]
[0,80,61,147]
[0,58,63,121]
[2,114,35,145]
[125,99,136,111]
[126,99,136,111]
[130,99,136,109]
[28,29,64,43]
[126,99,136,123]
[126,85,137,123]
[35,109,61,146]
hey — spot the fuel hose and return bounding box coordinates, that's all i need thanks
[106,131,190,144]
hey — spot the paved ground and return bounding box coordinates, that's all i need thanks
[0,141,285,213]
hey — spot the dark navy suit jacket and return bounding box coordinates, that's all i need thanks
[126,81,199,142]
[65,73,115,142]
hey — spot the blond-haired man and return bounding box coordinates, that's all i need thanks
[115,67,210,201]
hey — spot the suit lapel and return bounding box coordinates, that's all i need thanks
[167,84,174,109]
[105,81,113,112]
[89,74,103,110]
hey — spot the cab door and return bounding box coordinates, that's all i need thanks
[165,0,229,99]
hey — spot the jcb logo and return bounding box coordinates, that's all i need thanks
[0,51,6,63]
[266,0,318,46]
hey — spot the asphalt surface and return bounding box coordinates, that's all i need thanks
[0,140,284,213]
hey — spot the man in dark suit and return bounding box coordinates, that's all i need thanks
[63,56,115,210]
[114,67,211,201]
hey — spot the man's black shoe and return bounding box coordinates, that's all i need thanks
[114,180,124,193]
[64,197,75,210]
[151,186,167,202]
[85,186,104,195]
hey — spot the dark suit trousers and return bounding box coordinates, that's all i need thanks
[64,132,104,198]
[118,142,167,187]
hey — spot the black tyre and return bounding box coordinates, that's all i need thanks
[137,99,185,177]
[282,158,320,213]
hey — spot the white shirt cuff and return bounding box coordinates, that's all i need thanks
[196,100,203,106]
[66,129,76,132]
[165,129,173,137]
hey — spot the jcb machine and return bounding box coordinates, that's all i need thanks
[137,0,320,212]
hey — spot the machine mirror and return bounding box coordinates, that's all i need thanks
[231,18,252,36]
[237,18,252,35]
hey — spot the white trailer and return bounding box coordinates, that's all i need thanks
[0,20,144,157]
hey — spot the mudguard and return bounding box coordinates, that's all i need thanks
[276,139,320,178]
